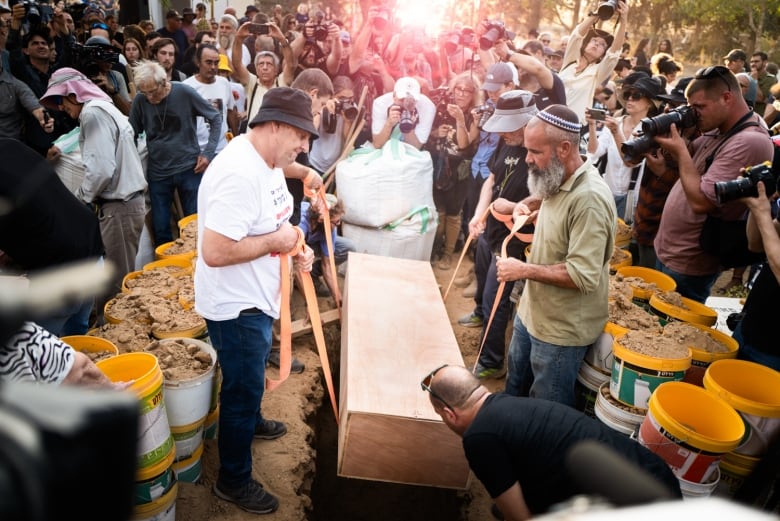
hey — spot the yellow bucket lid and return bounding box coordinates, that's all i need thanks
[649,293,718,327]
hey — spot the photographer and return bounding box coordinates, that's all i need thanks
[81,35,130,115]
[292,11,341,77]
[309,75,356,174]
[559,0,628,122]
[653,66,773,302]
[371,76,435,150]
[733,178,780,371]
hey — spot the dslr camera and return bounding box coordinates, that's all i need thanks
[396,95,419,134]
[594,0,622,20]
[9,0,54,25]
[442,27,476,54]
[429,87,456,126]
[322,99,359,134]
[474,102,495,130]
[621,105,698,162]
[479,20,512,51]
[715,161,778,204]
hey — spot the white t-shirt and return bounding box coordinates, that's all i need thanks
[371,91,436,145]
[194,135,294,320]
[218,41,251,68]
[183,75,236,154]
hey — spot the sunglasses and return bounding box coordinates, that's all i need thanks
[622,90,645,101]
[421,364,453,410]
[695,65,732,91]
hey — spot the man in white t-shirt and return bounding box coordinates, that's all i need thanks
[183,44,237,154]
[217,14,251,67]
[371,76,436,149]
[195,87,317,514]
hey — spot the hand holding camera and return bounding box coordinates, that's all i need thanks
[718,161,779,204]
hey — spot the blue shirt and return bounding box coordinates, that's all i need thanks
[299,201,337,257]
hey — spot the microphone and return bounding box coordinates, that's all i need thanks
[565,440,677,507]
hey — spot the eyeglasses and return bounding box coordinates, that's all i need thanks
[139,82,165,97]
[420,364,453,410]
[622,90,644,101]
[454,86,475,95]
[695,65,732,91]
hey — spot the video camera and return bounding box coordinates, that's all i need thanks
[621,105,698,162]
[715,161,779,204]
[69,41,120,78]
[479,20,513,51]
[429,87,456,127]
[9,0,53,26]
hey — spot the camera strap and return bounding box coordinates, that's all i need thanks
[703,111,758,173]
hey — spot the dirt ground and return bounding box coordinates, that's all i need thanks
[172,256,743,521]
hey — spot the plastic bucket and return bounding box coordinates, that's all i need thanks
[204,405,219,440]
[154,241,196,261]
[134,465,174,505]
[610,336,691,409]
[638,381,745,483]
[177,213,198,235]
[97,352,175,481]
[615,266,677,304]
[576,361,606,418]
[173,439,204,483]
[158,338,216,437]
[679,466,720,500]
[609,247,632,273]
[173,423,204,461]
[60,335,118,361]
[594,382,645,436]
[675,323,739,387]
[143,257,193,275]
[649,293,718,327]
[131,477,177,521]
[716,451,760,498]
[586,323,627,376]
[703,359,780,457]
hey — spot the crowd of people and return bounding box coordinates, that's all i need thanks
[2,0,780,519]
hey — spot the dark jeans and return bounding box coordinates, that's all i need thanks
[473,235,513,369]
[148,168,201,246]
[733,320,780,372]
[206,310,273,488]
[655,260,719,304]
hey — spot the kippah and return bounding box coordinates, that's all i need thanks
[536,106,581,133]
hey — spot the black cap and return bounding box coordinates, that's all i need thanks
[723,49,747,62]
[657,77,694,104]
[248,87,319,138]
[182,7,195,17]
[625,76,663,99]
[166,9,182,19]
[246,5,260,13]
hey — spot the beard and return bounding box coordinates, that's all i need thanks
[528,155,566,199]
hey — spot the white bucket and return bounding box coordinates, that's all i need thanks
[173,440,204,483]
[594,382,645,437]
[585,332,616,375]
[160,338,217,434]
[576,361,608,418]
[173,423,204,461]
[679,466,721,500]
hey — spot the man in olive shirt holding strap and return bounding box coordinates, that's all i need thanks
[496,104,616,406]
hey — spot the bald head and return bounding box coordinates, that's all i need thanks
[425,365,486,410]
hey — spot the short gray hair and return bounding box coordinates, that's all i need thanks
[133,60,166,89]
[255,50,280,69]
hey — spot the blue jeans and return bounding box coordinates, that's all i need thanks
[733,320,780,372]
[311,236,356,277]
[505,314,589,407]
[474,236,512,369]
[148,168,201,246]
[37,294,94,336]
[655,260,719,304]
[206,310,273,488]
[614,193,627,221]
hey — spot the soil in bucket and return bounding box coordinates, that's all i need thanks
[60,334,118,362]
[594,382,645,436]
[615,266,677,306]
[703,359,780,457]
[648,291,717,327]
[96,352,175,481]
[610,330,691,409]
[661,322,738,386]
[638,381,745,484]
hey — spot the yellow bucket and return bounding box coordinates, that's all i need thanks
[615,266,677,302]
[131,478,177,521]
[638,381,745,484]
[154,241,196,261]
[97,352,175,481]
[60,334,118,361]
[609,247,632,272]
[610,335,691,409]
[143,256,193,274]
[177,213,198,235]
[649,293,718,327]
[616,218,632,248]
[675,323,739,386]
[122,270,180,299]
[717,451,761,498]
[703,359,780,457]
[172,439,204,483]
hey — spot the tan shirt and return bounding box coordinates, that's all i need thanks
[518,161,617,346]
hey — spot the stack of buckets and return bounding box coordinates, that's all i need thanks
[160,338,218,484]
[703,359,780,498]
[97,352,178,521]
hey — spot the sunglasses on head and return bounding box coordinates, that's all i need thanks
[421,364,452,410]
[622,90,644,101]
[695,65,732,91]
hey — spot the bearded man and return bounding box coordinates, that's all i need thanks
[495,104,616,407]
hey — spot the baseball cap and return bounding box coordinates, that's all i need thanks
[166,9,183,20]
[482,90,538,133]
[723,49,747,62]
[482,62,515,92]
[246,5,260,13]
[248,87,319,138]
[657,76,694,105]
[394,77,421,101]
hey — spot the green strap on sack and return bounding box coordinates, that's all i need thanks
[381,206,432,234]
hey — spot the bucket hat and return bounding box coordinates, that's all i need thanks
[624,76,663,100]
[482,90,538,133]
[248,87,319,138]
[40,67,112,110]
[583,28,614,51]
[657,77,694,105]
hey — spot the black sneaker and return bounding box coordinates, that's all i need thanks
[213,479,279,514]
[254,419,287,440]
[267,350,305,373]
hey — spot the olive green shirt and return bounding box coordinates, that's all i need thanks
[518,160,616,346]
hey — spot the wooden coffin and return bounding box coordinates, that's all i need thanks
[337,252,471,489]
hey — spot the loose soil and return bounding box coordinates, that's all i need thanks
[144,338,213,380]
[662,322,730,354]
[655,290,688,309]
[608,294,663,332]
[617,329,691,359]
[90,321,153,352]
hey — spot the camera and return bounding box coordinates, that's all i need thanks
[9,0,53,26]
[595,0,621,20]
[621,105,697,162]
[70,41,120,78]
[398,95,418,134]
[334,99,358,120]
[309,22,330,42]
[429,87,456,126]
[479,20,512,51]
[715,161,778,204]
[474,102,495,130]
